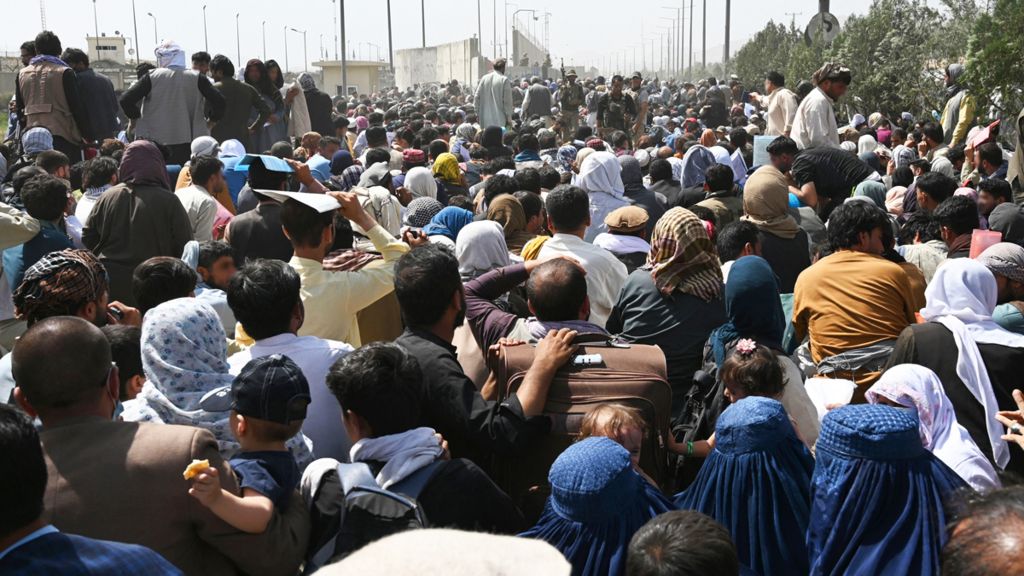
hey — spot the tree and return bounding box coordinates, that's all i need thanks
[964,0,1024,125]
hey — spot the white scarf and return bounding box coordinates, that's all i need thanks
[920,259,1024,469]
[349,427,444,489]
[592,233,651,256]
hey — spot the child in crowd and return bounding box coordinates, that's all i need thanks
[578,403,656,485]
[188,354,310,533]
[101,325,145,401]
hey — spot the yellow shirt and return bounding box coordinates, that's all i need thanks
[793,250,917,365]
[290,224,408,347]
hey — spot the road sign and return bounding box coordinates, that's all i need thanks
[805,11,841,46]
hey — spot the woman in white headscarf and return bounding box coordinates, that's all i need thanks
[404,166,438,200]
[888,257,1024,476]
[455,221,512,281]
[867,364,1000,491]
[857,134,878,156]
[120,298,312,466]
[577,151,629,243]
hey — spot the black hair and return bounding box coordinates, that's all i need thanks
[102,324,143,400]
[978,178,1013,204]
[394,244,462,328]
[538,165,561,190]
[575,125,594,141]
[365,147,392,169]
[0,404,47,538]
[766,71,785,87]
[893,166,914,188]
[827,201,890,250]
[132,257,198,315]
[947,144,966,165]
[538,130,557,150]
[199,240,236,270]
[34,31,61,57]
[649,159,673,183]
[611,74,624,84]
[247,157,289,190]
[365,126,388,148]
[281,198,335,249]
[716,220,760,262]
[609,131,631,149]
[898,211,942,245]
[688,205,717,230]
[514,190,544,221]
[11,317,112,410]
[190,155,223,187]
[922,122,945,144]
[517,133,539,152]
[626,510,740,576]
[427,140,449,160]
[319,136,342,150]
[210,54,235,78]
[69,161,86,191]
[916,172,958,205]
[545,185,590,232]
[728,128,749,150]
[11,167,47,199]
[84,156,117,189]
[21,174,67,221]
[892,127,908,141]
[333,116,350,128]
[61,47,88,67]
[942,486,1024,576]
[704,164,734,192]
[227,259,301,341]
[484,173,519,206]
[448,195,473,209]
[766,136,799,157]
[20,41,36,55]
[526,259,588,322]
[367,112,385,125]
[35,150,70,174]
[327,342,424,437]
[191,51,211,65]
[136,62,156,80]
[514,167,542,194]
[977,142,1003,168]
[933,195,979,237]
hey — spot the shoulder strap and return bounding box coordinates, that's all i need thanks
[337,462,379,495]
[388,460,446,500]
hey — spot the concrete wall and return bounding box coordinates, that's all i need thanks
[511,29,546,68]
[395,38,485,90]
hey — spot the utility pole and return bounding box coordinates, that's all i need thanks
[688,0,693,76]
[492,0,497,58]
[679,1,685,79]
[421,0,426,48]
[340,0,347,95]
[202,5,208,51]
[93,0,100,63]
[819,0,830,12]
[724,0,731,64]
[386,0,394,72]
[701,0,706,69]
[131,0,139,64]
[262,21,267,60]
[477,0,482,57]
[784,11,802,29]
[284,26,289,73]
[235,13,240,68]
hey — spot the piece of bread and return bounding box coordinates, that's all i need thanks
[182,459,211,480]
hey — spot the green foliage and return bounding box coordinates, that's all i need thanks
[964,0,1024,119]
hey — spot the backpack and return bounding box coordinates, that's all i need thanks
[300,458,445,573]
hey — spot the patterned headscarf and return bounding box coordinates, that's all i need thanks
[646,207,723,301]
[13,249,109,324]
[120,298,238,454]
[404,197,444,228]
[456,123,477,142]
[339,164,366,191]
[977,242,1024,284]
[486,194,536,254]
[297,72,316,92]
[432,153,462,185]
[556,145,578,174]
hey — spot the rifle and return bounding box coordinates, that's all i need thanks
[560,58,566,82]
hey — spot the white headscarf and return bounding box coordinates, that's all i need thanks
[667,156,685,183]
[920,258,1024,469]
[455,221,511,282]
[858,134,878,155]
[577,151,624,198]
[219,139,246,159]
[155,40,186,70]
[867,364,1001,491]
[709,145,732,166]
[404,166,438,200]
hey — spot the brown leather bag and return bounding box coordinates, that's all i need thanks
[491,335,672,521]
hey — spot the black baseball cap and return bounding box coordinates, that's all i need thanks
[200,354,310,424]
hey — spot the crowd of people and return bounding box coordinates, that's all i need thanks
[4,26,1024,576]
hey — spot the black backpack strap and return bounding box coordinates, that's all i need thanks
[388,460,446,500]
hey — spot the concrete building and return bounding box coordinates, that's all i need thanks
[313,60,391,97]
[86,35,128,66]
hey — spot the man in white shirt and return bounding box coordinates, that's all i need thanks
[538,185,627,328]
[226,259,354,461]
[762,71,799,137]
[791,63,850,150]
[174,155,222,242]
[280,189,411,347]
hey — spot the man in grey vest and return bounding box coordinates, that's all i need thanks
[521,76,552,126]
[120,41,225,165]
[15,31,93,163]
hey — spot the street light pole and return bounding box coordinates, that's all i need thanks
[131,0,140,64]
[724,0,731,64]
[202,5,208,52]
[284,26,289,73]
[511,8,535,66]
[340,0,347,95]
[93,0,100,63]
[702,0,707,69]
[477,0,482,56]
[235,13,241,67]
[290,28,307,72]
[262,21,267,61]
[332,0,339,59]
[386,0,394,71]
[689,0,694,75]
[421,0,426,48]
[146,12,157,46]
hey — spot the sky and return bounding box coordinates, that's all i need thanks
[4,0,948,73]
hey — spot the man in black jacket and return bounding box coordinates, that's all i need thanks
[393,244,577,464]
[297,73,335,137]
[61,48,119,141]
